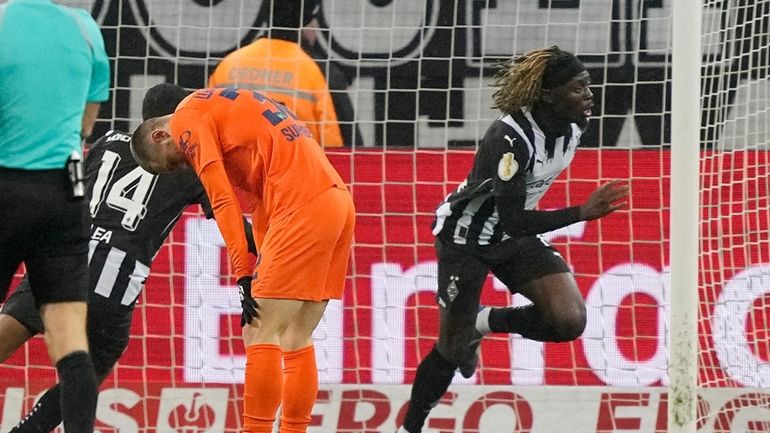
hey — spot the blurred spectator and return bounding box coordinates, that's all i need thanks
[209,0,352,147]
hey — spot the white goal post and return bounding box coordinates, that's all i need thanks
[669,0,702,432]
[1,2,769,432]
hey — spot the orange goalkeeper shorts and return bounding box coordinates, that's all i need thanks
[251,186,355,301]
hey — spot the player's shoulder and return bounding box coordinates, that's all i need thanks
[85,130,137,171]
[67,7,99,24]
[91,129,132,150]
[498,110,535,135]
[90,130,131,158]
[169,101,208,135]
[60,5,101,35]
[483,115,528,149]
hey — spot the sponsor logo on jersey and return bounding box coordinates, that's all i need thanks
[497,152,518,181]
[527,174,557,189]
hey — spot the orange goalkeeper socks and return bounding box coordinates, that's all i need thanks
[244,344,283,433]
[280,345,318,433]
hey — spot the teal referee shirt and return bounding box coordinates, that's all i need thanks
[0,0,110,170]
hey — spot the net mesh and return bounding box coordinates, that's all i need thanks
[697,0,770,430]
[0,1,767,432]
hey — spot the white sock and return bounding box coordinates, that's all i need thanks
[476,306,492,334]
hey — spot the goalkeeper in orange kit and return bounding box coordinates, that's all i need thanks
[130,87,355,433]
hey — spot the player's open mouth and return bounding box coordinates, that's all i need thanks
[582,105,594,117]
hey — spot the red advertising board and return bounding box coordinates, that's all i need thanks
[1,149,768,432]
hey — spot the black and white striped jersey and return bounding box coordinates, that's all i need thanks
[84,129,212,308]
[433,108,583,246]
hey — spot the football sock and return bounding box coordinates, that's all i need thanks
[475,306,492,334]
[401,346,457,433]
[9,385,62,433]
[57,351,98,433]
[488,305,559,341]
[244,344,283,433]
[280,345,318,433]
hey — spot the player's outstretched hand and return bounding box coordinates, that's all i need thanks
[579,179,630,220]
[238,276,259,327]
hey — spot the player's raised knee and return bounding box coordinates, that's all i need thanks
[551,301,587,342]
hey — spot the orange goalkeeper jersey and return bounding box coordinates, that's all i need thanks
[170,87,346,280]
[209,38,343,147]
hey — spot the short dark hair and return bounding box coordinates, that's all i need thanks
[264,0,319,29]
[142,83,189,120]
[130,117,163,173]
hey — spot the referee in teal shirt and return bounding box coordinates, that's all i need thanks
[0,1,109,432]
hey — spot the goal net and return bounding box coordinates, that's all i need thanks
[0,1,767,432]
[697,0,770,432]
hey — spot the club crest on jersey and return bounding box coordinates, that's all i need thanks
[498,152,518,181]
[447,275,460,302]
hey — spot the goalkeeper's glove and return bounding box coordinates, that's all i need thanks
[238,276,259,327]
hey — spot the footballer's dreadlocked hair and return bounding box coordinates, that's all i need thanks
[492,47,554,114]
[492,45,585,114]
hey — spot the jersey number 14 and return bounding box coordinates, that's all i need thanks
[89,150,158,231]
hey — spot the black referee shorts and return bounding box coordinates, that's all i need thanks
[1,277,132,381]
[435,235,571,313]
[0,167,89,306]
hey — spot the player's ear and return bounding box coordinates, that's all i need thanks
[150,128,170,143]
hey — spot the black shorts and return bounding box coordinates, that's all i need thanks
[435,235,571,313]
[1,277,132,379]
[0,167,89,306]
